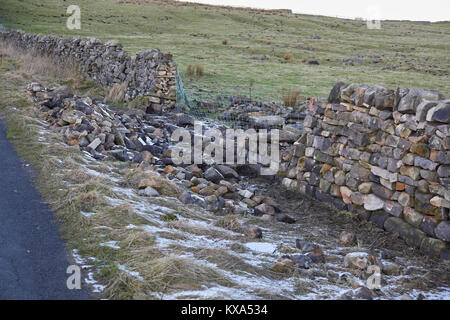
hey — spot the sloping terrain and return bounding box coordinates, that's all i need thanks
[0,0,449,300]
[0,0,449,102]
[0,45,449,299]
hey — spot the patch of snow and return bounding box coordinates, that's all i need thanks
[99,241,120,249]
[111,186,137,199]
[93,226,113,231]
[117,263,144,281]
[72,250,105,294]
[104,196,125,207]
[72,249,86,265]
[408,287,450,300]
[85,272,106,293]
[80,211,96,217]
[244,242,278,254]
[162,285,257,300]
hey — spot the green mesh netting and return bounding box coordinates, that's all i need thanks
[175,71,191,113]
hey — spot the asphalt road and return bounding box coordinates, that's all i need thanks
[0,121,90,299]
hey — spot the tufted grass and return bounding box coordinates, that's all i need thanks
[0,49,232,299]
[0,0,448,103]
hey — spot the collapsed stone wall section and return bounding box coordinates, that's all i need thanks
[2,30,449,259]
[279,82,450,260]
[0,30,177,110]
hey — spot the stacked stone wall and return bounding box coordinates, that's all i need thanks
[280,82,450,259]
[0,30,177,109]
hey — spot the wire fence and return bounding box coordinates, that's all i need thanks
[175,71,190,113]
[175,71,307,131]
[175,70,282,129]
[176,73,258,129]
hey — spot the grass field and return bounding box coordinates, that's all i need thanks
[0,0,449,102]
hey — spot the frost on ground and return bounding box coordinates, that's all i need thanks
[26,105,450,301]
[58,150,449,298]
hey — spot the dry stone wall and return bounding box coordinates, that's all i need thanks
[280,82,450,260]
[0,30,177,110]
[2,29,449,259]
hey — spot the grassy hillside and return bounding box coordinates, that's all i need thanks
[1,0,449,102]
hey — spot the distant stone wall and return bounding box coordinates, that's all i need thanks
[280,82,450,259]
[0,30,177,109]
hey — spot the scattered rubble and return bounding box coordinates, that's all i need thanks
[26,82,297,230]
[21,80,450,299]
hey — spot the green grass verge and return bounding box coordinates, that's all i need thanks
[0,0,448,103]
